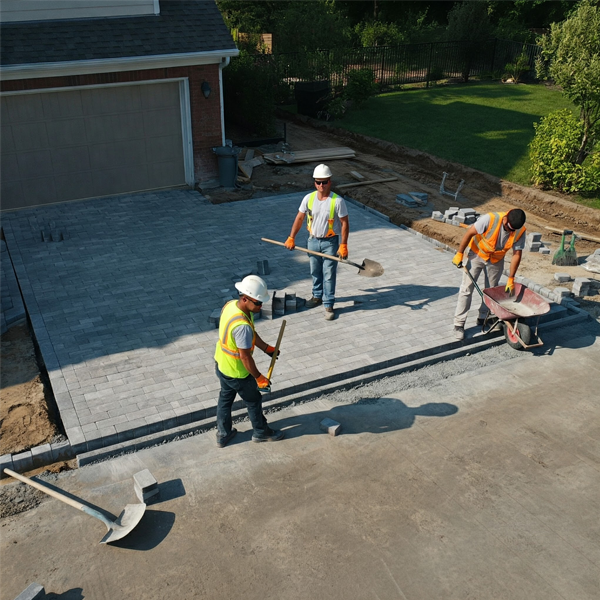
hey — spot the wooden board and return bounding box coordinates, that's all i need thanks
[336,177,397,190]
[263,147,355,165]
[349,171,365,181]
[238,156,265,179]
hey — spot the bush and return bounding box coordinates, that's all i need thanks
[345,68,378,108]
[530,109,600,194]
[504,51,530,83]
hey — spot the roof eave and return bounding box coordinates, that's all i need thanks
[0,49,239,81]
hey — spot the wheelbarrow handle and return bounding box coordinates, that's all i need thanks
[462,265,485,300]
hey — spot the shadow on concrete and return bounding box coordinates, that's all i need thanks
[47,588,84,600]
[109,509,175,551]
[154,478,186,504]
[530,318,599,357]
[272,399,458,439]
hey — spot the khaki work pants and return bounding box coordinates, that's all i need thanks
[454,255,504,327]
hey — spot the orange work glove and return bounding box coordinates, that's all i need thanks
[337,244,348,259]
[265,345,280,359]
[452,252,464,268]
[505,277,515,296]
[284,236,295,250]
[256,374,271,389]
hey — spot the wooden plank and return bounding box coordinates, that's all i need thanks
[349,171,365,181]
[245,149,255,161]
[336,177,397,190]
[544,226,600,244]
[238,162,254,178]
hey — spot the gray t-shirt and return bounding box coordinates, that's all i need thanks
[232,324,253,350]
[467,213,525,260]
[299,192,348,238]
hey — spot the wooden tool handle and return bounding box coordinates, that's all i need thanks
[261,238,363,270]
[3,468,85,512]
[267,319,286,380]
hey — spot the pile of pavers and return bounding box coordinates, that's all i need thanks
[573,277,594,297]
[524,232,551,254]
[431,207,480,226]
[396,192,428,208]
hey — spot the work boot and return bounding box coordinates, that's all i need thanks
[324,307,335,321]
[216,428,237,448]
[453,325,465,341]
[252,428,285,443]
[305,297,323,308]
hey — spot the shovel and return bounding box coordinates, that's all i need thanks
[261,238,384,277]
[261,319,286,394]
[3,468,146,544]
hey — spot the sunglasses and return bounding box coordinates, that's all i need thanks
[314,179,330,186]
[247,297,263,307]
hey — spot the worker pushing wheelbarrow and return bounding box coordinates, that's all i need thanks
[462,266,551,350]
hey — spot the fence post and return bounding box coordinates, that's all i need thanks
[426,42,434,88]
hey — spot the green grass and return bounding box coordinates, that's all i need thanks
[333,82,599,206]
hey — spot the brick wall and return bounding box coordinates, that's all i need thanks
[1,64,222,182]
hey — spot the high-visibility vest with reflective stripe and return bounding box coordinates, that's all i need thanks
[468,212,526,263]
[306,192,339,238]
[214,300,256,378]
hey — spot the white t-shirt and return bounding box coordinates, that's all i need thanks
[468,213,525,260]
[299,192,348,238]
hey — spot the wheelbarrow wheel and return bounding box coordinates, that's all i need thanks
[504,321,532,350]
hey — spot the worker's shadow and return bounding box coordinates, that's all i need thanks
[273,398,458,439]
[335,284,457,314]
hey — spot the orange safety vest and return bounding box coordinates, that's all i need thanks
[214,300,256,378]
[469,212,526,263]
[306,192,340,238]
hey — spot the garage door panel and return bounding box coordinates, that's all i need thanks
[1,125,16,155]
[21,177,57,207]
[143,108,181,137]
[92,165,149,196]
[146,161,185,188]
[11,122,50,152]
[51,146,91,175]
[42,91,84,120]
[0,180,24,210]
[1,153,20,181]
[46,118,88,147]
[89,139,147,170]
[85,112,145,144]
[81,85,142,116]
[55,172,98,202]
[5,94,44,123]
[140,82,180,110]
[18,150,54,179]
[146,135,183,164]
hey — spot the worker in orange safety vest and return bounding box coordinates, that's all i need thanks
[451,209,527,340]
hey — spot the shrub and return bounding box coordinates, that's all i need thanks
[345,68,378,108]
[504,50,530,83]
[530,109,600,193]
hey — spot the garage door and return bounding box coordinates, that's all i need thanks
[1,81,186,210]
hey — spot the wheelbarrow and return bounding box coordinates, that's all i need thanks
[463,267,551,350]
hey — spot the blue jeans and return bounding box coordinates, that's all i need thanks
[307,235,339,308]
[215,364,269,439]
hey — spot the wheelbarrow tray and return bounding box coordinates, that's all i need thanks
[482,283,551,321]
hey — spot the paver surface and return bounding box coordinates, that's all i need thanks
[1,190,566,454]
[1,321,598,600]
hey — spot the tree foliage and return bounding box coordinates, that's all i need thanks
[536,0,600,165]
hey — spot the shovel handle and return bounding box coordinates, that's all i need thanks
[266,320,286,381]
[462,265,485,300]
[261,238,364,271]
[3,468,86,512]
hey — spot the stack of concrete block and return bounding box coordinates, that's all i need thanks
[553,287,571,300]
[396,192,428,208]
[554,273,571,283]
[257,259,270,276]
[572,277,592,297]
[273,293,285,316]
[261,290,275,319]
[431,211,444,222]
[525,232,542,252]
[133,469,160,505]
[320,418,342,436]
[283,290,297,313]
[452,208,479,226]
[443,207,459,223]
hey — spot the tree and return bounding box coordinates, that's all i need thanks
[536,0,600,165]
[445,1,493,82]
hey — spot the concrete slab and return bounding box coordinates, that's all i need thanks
[1,321,598,600]
[2,190,584,457]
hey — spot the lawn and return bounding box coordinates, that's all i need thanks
[334,81,598,207]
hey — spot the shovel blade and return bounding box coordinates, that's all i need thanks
[358,258,384,278]
[100,503,146,544]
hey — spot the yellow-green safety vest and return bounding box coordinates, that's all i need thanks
[306,191,340,238]
[214,300,256,378]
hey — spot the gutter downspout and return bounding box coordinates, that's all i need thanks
[219,56,231,146]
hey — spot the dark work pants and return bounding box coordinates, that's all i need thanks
[215,364,269,440]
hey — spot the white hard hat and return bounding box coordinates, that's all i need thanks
[235,275,270,303]
[313,164,332,179]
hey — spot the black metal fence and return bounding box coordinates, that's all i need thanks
[253,38,541,90]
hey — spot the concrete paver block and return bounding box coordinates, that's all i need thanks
[320,418,342,436]
[13,583,45,600]
[12,451,33,473]
[554,273,571,283]
[1,454,14,478]
[133,468,158,493]
[31,444,52,468]
[553,287,571,300]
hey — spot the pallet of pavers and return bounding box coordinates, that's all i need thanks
[263,147,355,165]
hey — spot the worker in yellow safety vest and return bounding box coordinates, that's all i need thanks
[451,209,527,340]
[214,275,284,447]
[284,164,349,321]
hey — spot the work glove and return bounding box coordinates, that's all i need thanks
[256,374,271,389]
[505,277,515,296]
[265,345,280,359]
[337,244,349,259]
[452,252,464,268]
[284,236,295,250]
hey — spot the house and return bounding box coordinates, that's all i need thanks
[0,0,238,210]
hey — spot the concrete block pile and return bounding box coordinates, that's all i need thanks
[524,232,550,254]
[133,469,160,504]
[432,207,480,226]
[262,290,301,320]
[573,277,593,297]
[396,192,428,208]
